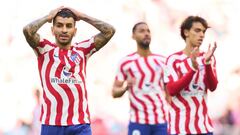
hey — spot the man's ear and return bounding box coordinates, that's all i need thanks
[184,29,189,38]
[51,26,55,36]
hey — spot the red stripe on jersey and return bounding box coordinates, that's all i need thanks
[130,88,149,124]
[80,60,90,122]
[144,57,155,82]
[77,56,88,123]
[38,55,50,124]
[129,68,149,124]
[130,99,139,123]
[183,58,191,70]
[56,54,74,125]
[59,85,74,125]
[202,99,211,132]
[173,59,182,76]
[157,94,167,122]
[144,95,158,124]
[171,101,180,133]
[46,50,63,125]
[168,111,171,133]
[153,59,164,89]
[38,54,52,125]
[42,90,51,125]
[128,68,135,78]
[75,84,84,123]
[208,116,213,127]
[128,68,135,93]
[178,95,191,133]
[119,60,133,80]
[75,53,85,123]
[192,97,201,133]
[135,60,145,89]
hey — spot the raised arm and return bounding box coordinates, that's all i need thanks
[23,6,64,48]
[204,42,218,91]
[67,8,115,50]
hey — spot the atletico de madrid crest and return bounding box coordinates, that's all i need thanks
[70,53,81,64]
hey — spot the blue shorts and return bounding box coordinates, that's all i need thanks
[41,124,92,135]
[128,122,168,135]
[171,132,213,135]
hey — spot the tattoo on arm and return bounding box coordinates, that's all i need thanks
[83,17,115,50]
[23,15,49,48]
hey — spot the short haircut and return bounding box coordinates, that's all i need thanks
[53,8,77,25]
[180,16,209,40]
[132,22,147,34]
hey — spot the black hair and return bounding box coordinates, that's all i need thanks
[53,8,77,25]
[132,22,147,34]
[180,16,209,40]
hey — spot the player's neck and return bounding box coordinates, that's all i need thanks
[183,42,194,57]
[57,43,72,50]
[137,47,151,57]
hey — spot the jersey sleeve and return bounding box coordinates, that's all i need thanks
[34,37,55,57]
[204,55,218,91]
[163,55,178,83]
[74,36,97,59]
[115,58,129,82]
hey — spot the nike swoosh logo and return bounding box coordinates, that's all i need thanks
[54,54,59,58]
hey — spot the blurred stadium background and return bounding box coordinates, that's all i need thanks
[0,0,239,134]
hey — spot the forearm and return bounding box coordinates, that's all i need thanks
[205,64,218,91]
[166,70,195,96]
[80,14,115,50]
[23,15,48,36]
[112,86,128,98]
[23,15,49,48]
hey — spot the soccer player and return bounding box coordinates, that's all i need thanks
[23,6,115,135]
[112,22,168,135]
[164,16,218,135]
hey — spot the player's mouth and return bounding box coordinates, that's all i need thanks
[197,39,203,44]
[59,35,69,40]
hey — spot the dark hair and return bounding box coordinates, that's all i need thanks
[53,8,77,25]
[132,22,147,33]
[180,16,209,40]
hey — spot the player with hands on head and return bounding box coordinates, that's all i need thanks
[23,6,115,135]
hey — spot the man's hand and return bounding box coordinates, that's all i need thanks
[64,7,85,21]
[190,47,199,70]
[205,42,217,63]
[126,78,136,90]
[47,6,64,23]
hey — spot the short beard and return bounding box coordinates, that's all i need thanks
[56,37,73,47]
[139,41,150,50]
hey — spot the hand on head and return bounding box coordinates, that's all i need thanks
[63,7,84,21]
[47,6,64,23]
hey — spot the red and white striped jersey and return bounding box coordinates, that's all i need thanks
[115,52,169,125]
[34,37,96,126]
[164,51,217,134]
